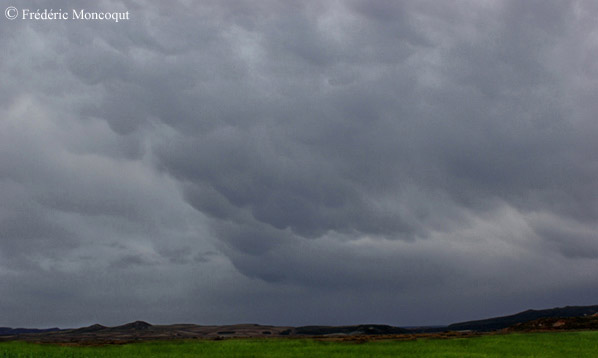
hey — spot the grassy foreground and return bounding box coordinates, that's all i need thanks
[1,331,597,357]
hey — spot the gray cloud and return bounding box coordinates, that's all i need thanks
[0,0,597,328]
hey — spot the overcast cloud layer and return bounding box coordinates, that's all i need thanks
[1,0,598,328]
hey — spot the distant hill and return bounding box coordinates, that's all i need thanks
[288,324,409,336]
[448,305,598,331]
[3,304,598,342]
[0,322,409,342]
[507,313,598,331]
[109,321,152,331]
[0,322,293,343]
[0,327,59,336]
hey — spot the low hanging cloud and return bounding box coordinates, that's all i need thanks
[0,0,597,328]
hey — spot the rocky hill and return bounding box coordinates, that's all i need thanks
[0,321,412,343]
[448,305,598,331]
[3,304,598,343]
[507,313,598,331]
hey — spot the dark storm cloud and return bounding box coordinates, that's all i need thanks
[150,0,596,246]
[149,0,598,316]
[1,0,598,327]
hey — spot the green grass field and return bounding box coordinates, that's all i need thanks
[1,331,597,357]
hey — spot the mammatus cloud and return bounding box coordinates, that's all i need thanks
[0,0,597,327]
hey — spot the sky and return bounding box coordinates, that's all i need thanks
[0,0,597,329]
